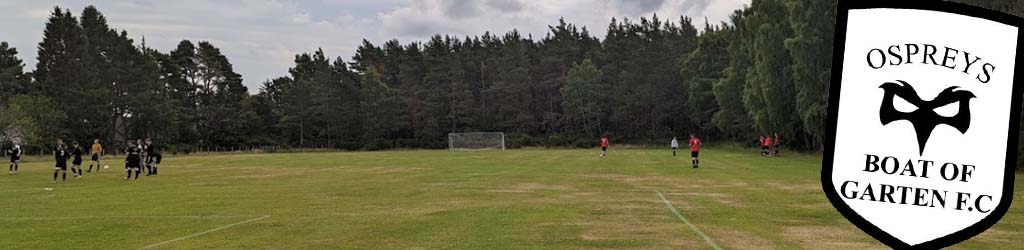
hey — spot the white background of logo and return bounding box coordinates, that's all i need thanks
[834,8,1018,245]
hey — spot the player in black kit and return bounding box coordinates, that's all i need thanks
[125,141,142,180]
[7,144,21,174]
[145,138,162,176]
[53,140,71,183]
[71,142,84,178]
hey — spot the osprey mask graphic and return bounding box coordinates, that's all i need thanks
[879,80,976,155]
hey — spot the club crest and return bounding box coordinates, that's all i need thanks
[878,81,975,155]
[824,1,1023,249]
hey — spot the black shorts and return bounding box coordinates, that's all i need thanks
[691,151,699,158]
[54,162,67,170]
[9,157,18,163]
[601,147,607,151]
[73,159,83,165]
[91,154,99,161]
[126,160,141,170]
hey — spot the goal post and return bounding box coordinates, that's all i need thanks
[448,132,506,151]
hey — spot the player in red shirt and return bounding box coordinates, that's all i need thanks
[600,136,610,158]
[761,135,772,157]
[689,133,702,168]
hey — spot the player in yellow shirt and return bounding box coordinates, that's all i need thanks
[87,139,104,173]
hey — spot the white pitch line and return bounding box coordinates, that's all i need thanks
[139,215,270,250]
[656,190,722,250]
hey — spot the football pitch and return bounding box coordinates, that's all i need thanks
[2,148,1022,249]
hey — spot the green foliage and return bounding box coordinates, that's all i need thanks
[17,3,1024,159]
[786,0,838,148]
[745,0,799,142]
[33,7,87,141]
[712,9,755,140]
[597,16,699,142]
[0,42,29,104]
[3,95,66,145]
[359,69,397,149]
[158,40,251,146]
[273,49,356,148]
[0,103,36,145]
[682,22,730,135]
[562,59,604,137]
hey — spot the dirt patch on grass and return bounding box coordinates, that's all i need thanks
[570,193,717,249]
[581,174,751,191]
[783,225,886,249]
[709,227,775,250]
[785,202,833,210]
[490,182,574,193]
[390,199,477,216]
[761,181,820,193]
[357,166,430,174]
[575,220,703,249]
[661,192,742,207]
[973,228,1015,243]
[230,172,297,179]
[577,223,651,240]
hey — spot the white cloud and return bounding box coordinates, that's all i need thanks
[0,0,750,92]
[376,0,750,43]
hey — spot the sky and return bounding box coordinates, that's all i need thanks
[0,0,751,92]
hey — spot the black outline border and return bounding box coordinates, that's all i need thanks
[823,0,1023,249]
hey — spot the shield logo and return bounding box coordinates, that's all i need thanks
[824,1,1023,249]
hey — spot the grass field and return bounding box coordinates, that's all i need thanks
[1,147,1022,249]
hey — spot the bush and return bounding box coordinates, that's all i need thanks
[505,133,538,148]
[572,138,593,148]
[364,140,392,151]
[167,144,194,155]
[546,134,570,147]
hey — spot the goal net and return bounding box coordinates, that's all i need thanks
[448,132,506,151]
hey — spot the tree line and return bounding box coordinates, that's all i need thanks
[0,1,1021,162]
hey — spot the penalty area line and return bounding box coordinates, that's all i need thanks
[139,215,270,249]
[655,190,721,250]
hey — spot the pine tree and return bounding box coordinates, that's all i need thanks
[562,59,604,137]
[161,40,201,144]
[533,19,600,134]
[160,40,248,146]
[743,0,799,144]
[33,7,84,140]
[281,51,328,147]
[0,42,29,104]
[0,42,33,144]
[328,57,361,149]
[682,22,729,135]
[125,44,178,143]
[359,68,400,149]
[351,39,385,74]
[488,31,534,134]
[712,10,755,140]
[785,0,837,149]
